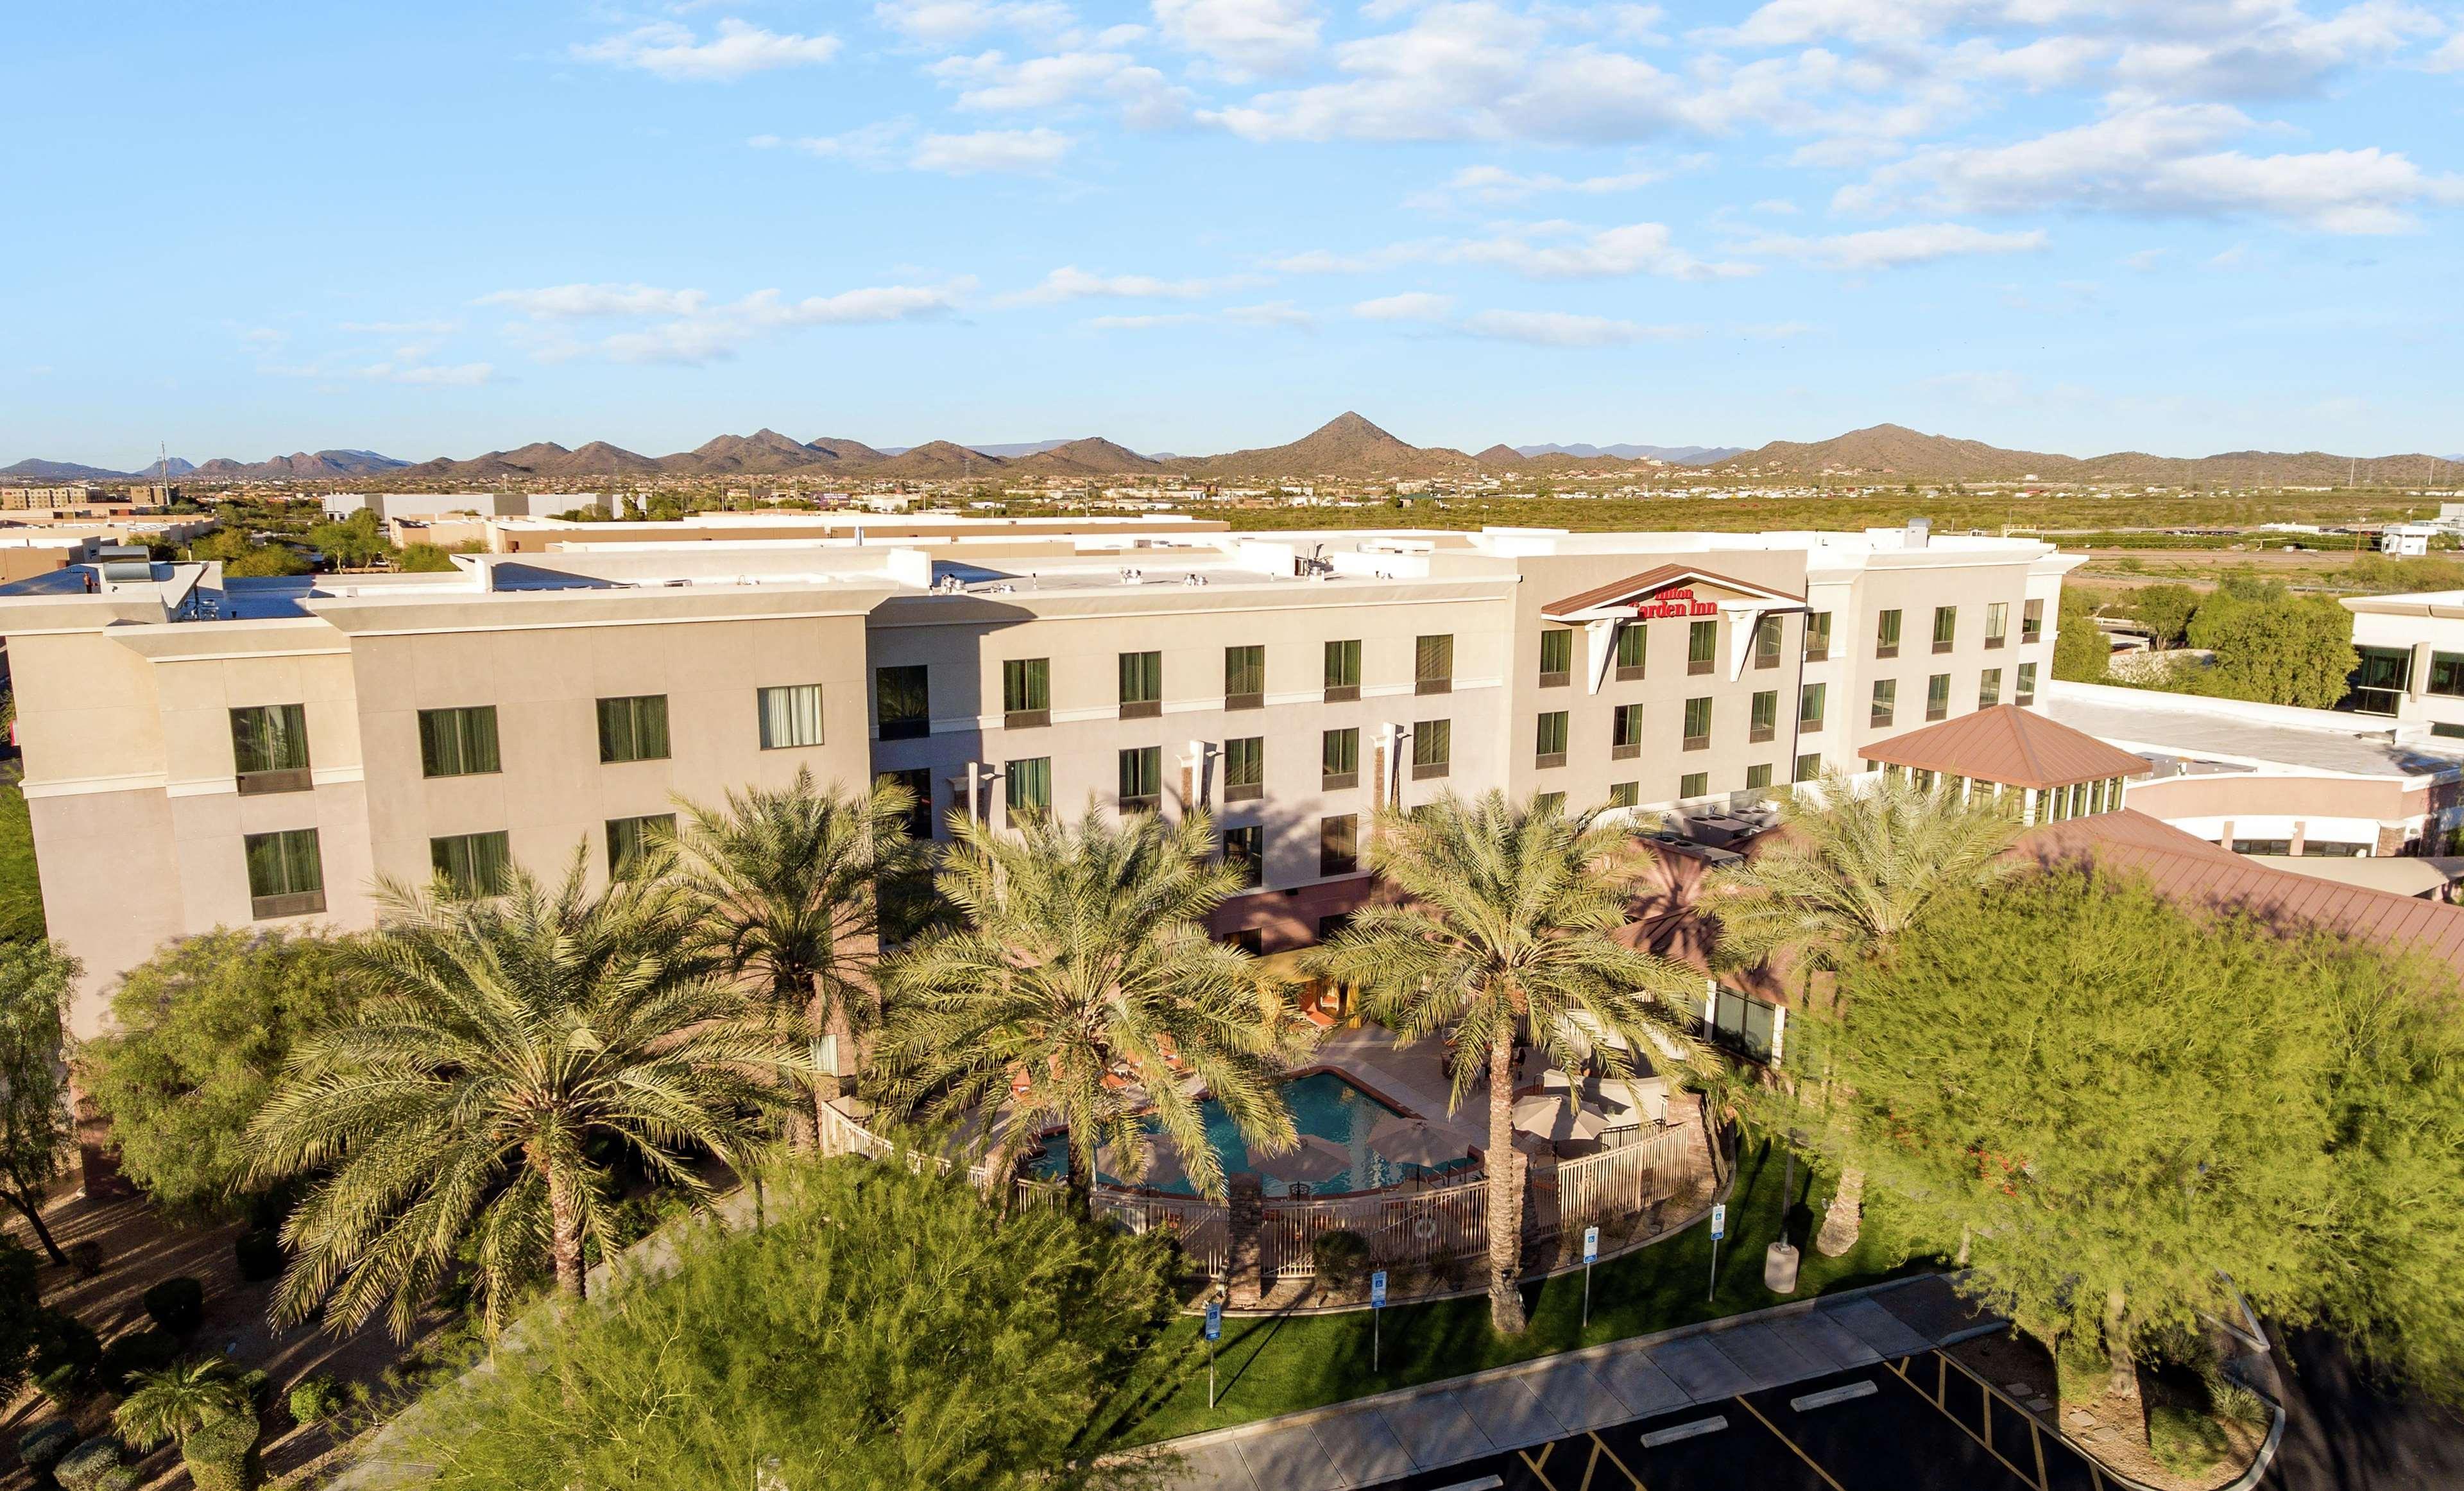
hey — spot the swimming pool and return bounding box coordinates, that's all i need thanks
[1030,1069,1476,1198]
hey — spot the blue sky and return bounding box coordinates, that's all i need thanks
[7,1,2461,468]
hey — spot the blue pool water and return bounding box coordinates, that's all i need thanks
[1031,1070,1475,1197]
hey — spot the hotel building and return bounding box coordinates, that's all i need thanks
[0,517,2075,1037]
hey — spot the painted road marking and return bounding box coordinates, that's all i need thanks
[1734,1394,1848,1491]
[1790,1381,1879,1413]
[1428,1479,1505,1491]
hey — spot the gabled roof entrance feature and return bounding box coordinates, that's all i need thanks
[1541,563,1806,621]
[1862,704,2153,790]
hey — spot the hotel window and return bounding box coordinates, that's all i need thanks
[1749,690,1778,744]
[606,813,676,877]
[2022,598,2044,643]
[1539,628,1572,687]
[1932,606,1958,653]
[1876,608,1902,659]
[2015,662,2038,707]
[1412,719,1451,779]
[1926,673,1951,721]
[1615,623,1647,681]
[1535,711,1569,769]
[1607,781,1639,809]
[244,828,324,919]
[1682,696,1713,751]
[1710,987,1780,1063]
[2430,653,2464,696]
[757,684,825,750]
[1745,763,1774,793]
[1985,602,2009,650]
[1798,682,1827,733]
[1322,727,1359,789]
[1223,737,1264,802]
[2234,838,2293,856]
[1118,651,1162,719]
[1222,824,1263,888]
[1611,703,1644,759]
[1534,791,1566,815]
[1324,639,1361,701]
[1870,679,1897,728]
[876,664,930,741]
[1225,645,1266,710]
[1319,814,1359,876]
[1680,771,1708,798]
[419,706,501,779]
[431,831,511,898]
[1795,752,1823,783]
[1226,928,1265,955]
[596,694,671,764]
[1002,659,1051,728]
[877,768,933,840]
[1004,757,1051,825]
[1414,634,1454,695]
[1687,619,1717,675]
[1803,611,1832,662]
[231,704,311,795]
[2352,646,2409,715]
[1118,746,1164,813]
[1753,616,1783,670]
[2303,839,2368,858]
[1978,668,2002,709]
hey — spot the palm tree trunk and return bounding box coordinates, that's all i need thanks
[4,1187,67,1266]
[1484,1027,1527,1336]
[1813,1163,1864,1257]
[547,1168,586,1302]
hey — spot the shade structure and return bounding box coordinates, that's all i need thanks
[1099,1137,1190,1189]
[1256,1133,1350,1184]
[1366,1114,1472,1170]
[1512,1092,1606,1143]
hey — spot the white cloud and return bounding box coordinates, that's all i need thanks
[476,284,712,318]
[1415,162,1667,206]
[1000,266,1258,304]
[1840,101,2464,233]
[1083,312,1206,329]
[1154,0,1322,76]
[874,0,1076,44]
[362,361,496,387]
[1269,243,1442,273]
[1224,300,1316,328]
[2431,29,2464,70]
[2110,1,2439,99]
[484,281,971,365]
[910,126,1075,173]
[1456,221,1757,280]
[765,122,912,169]
[1353,291,1457,320]
[928,49,1192,126]
[1460,309,1695,346]
[573,19,840,81]
[1747,221,2050,270]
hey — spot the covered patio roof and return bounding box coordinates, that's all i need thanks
[1861,704,2153,791]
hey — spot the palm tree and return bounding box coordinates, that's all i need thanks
[1704,768,2024,1255]
[881,806,1302,1207]
[676,768,918,1148]
[1313,791,1709,1336]
[114,1358,249,1448]
[246,849,810,1338]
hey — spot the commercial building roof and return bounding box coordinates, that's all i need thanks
[1859,705,2153,789]
[2039,680,2464,782]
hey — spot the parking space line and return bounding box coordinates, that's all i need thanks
[1587,1431,1648,1491]
[1518,1440,1559,1491]
[1885,1354,2047,1491]
[1733,1393,1848,1491]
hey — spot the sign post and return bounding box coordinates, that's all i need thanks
[1582,1225,1599,1329]
[1707,1203,1727,1303]
[1371,1270,1388,1373]
[1204,1297,1222,1409]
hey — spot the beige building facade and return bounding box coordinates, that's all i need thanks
[0,521,2076,1035]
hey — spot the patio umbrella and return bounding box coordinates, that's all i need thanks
[1512,1092,1606,1144]
[1367,1114,1471,1170]
[1098,1137,1191,1189]
[1256,1133,1350,1185]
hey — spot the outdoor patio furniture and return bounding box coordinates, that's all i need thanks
[1367,1114,1470,1170]
[1256,1133,1349,1185]
[1512,1091,1607,1144]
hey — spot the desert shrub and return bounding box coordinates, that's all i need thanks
[2148,1404,2232,1476]
[234,1228,284,1282]
[181,1409,261,1491]
[90,1467,141,1491]
[143,1276,206,1334]
[98,1329,178,1390]
[2055,1334,2109,1407]
[17,1418,79,1468]
[288,1374,346,1426]
[53,1435,123,1491]
[67,1239,103,1277]
[1311,1229,1370,1291]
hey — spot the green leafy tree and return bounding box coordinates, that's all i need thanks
[306,508,395,569]
[883,806,1300,1206]
[1813,870,2340,1424]
[2126,583,2200,650]
[2051,587,2111,682]
[677,769,917,1145]
[223,545,311,578]
[397,542,460,572]
[246,851,808,1336]
[397,1157,1177,1491]
[2184,574,2357,707]
[1313,792,1707,1334]
[1704,770,2024,1255]
[78,928,345,1217]
[0,942,76,1264]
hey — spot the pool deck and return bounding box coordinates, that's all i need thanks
[1313,1028,1482,1144]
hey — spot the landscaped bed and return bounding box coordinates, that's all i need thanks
[1947,1328,2271,1491]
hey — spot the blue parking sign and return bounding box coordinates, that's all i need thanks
[1583,1225,1599,1264]
[1710,1203,1727,1241]
[1204,1300,1222,1341]
[1371,1270,1387,1309]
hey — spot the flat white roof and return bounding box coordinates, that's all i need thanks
[2040,679,2464,781]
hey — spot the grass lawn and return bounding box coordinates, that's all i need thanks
[0,770,43,944]
[1093,1138,1940,1447]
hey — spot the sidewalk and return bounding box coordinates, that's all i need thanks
[1154,1274,2000,1491]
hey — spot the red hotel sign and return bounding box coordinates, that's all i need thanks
[1631,587,1719,619]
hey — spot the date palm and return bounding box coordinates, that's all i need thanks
[881,806,1302,1207]
[1313,791,1709,1336]
[675,768,918,1148]
[114,1359,250,1449]
[1705,767,2023,1254]
[246,849,809,1338]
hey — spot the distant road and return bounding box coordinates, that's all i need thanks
[2260,1327,2464,1490]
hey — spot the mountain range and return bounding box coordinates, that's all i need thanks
[7,418,2454,488]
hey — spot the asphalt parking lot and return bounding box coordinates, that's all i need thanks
[1358,1352,2109,1491]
